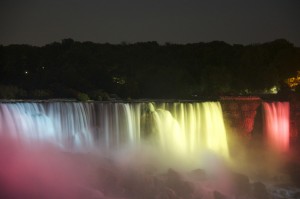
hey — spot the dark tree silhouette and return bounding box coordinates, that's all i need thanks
[0,39,299,100]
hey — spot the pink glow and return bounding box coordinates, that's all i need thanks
[0,136,104,199]
[263,102,290,152]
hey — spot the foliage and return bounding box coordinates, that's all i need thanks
[0,85,27,99]
[76,92,90,102]
[0,39,299,99]
[31,89,52,99]
[88,89,110,101]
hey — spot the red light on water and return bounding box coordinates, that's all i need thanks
[263,102,290,152]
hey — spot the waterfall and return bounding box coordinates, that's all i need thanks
[0,102,95,149]
[262,102,290,152]
[145,102,229,158]
[0,103,55,141]
[95,103,142,148]
[0,101,229,158]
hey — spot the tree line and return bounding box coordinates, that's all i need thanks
[0,38,299,100]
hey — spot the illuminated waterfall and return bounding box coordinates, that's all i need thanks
[95,103,141,148]
[46,102,95,149]
[0,103,95,149]
[0,101,229,158]
[146,102,229,158]
[262,102,290,152]
[0,103,55,141]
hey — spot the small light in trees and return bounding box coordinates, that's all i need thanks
[112,77,126,85]
[269,86,278,94]
[24,70,29,75]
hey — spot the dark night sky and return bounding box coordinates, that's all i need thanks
[1,0,300,46]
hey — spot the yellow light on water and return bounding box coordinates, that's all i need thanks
[202,102,229,158]
[147,102,229,162]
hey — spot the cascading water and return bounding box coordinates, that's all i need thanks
[46,102,96,149]
[262,102,290,152]
[0,103,55,141]
[145,102,229,159]
[0,102,96,150]
[0,101,229,158]
[95,103,142,148]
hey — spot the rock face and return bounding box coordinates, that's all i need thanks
[189,169,207,181]
[290,95,300,139]
[213,191,228,199]
[165,169,194,198]
[230,172,251,197]
[269,184,300,199]
[285,161,300,187]
[221,97,261,138]
[96,166,235,199]
[104,167,275,199]
[251,182,268,199]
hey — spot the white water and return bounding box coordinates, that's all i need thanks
[0,102,229,156]
[145,102,229,160]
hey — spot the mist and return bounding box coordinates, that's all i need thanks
[0,101,299,199]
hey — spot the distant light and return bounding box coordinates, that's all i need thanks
[42,66,45,69]
[112,77,126,85]
[263,86,278,94]
[270,86,278,94]
[286,70,300,89]
[24,70,29,75]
